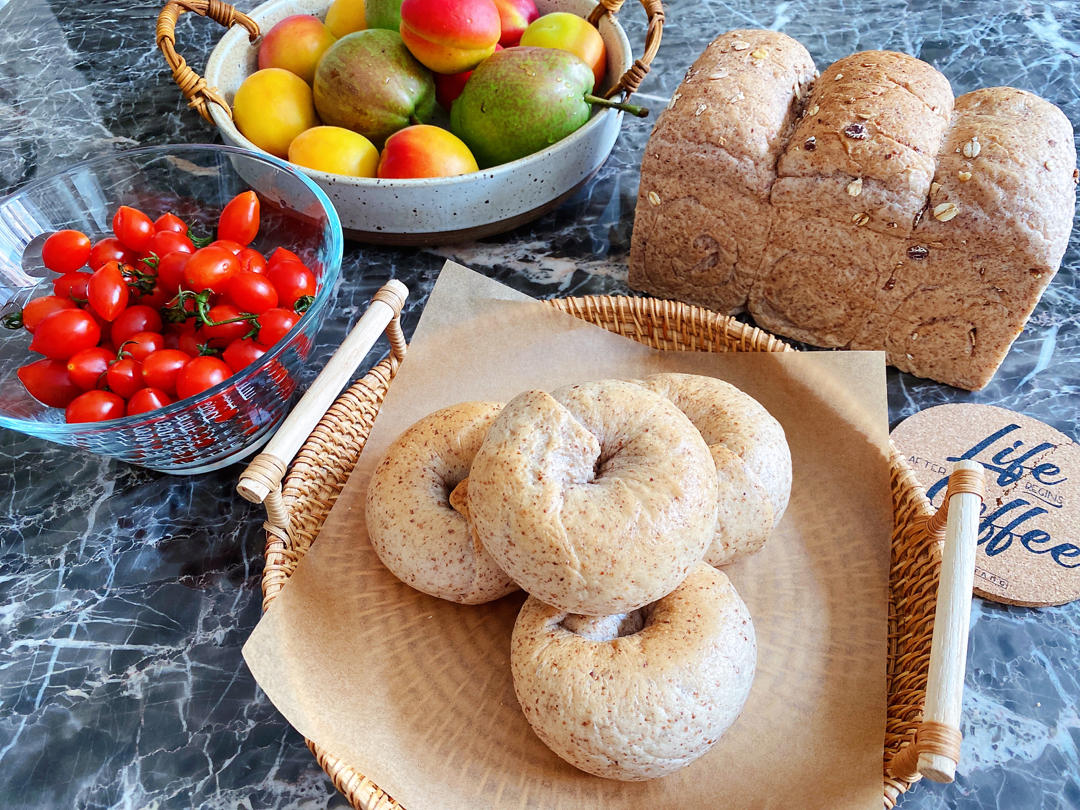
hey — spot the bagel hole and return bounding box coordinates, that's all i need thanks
[591,439,627,481]
[446,477,469,514]
[560,606,653,642]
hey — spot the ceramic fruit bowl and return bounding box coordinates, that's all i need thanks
[0,144,343,474]
[157,0,663,245]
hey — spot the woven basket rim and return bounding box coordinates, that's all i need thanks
[263,294,935,810]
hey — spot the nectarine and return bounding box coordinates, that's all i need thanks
[257,15,337,84]
[520,12,606,89]
[493,0,538,47]
[399,0,500,74]
[377,125,478,178]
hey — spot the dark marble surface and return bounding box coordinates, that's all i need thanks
[1,0,1078,808]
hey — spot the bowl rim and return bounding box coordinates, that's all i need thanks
[0,142,344,438]
[204,0,635,187]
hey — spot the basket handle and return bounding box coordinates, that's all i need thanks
[156,0,663,111]
[156,0,259,123]
[588,0,665,100]
[887,459,985,785]
[237,280,409,521]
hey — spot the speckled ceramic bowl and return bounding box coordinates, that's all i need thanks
[201,0,635,244]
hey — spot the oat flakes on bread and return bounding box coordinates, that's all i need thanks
[630,32,1078,390]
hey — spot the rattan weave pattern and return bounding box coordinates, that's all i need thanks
[260,295,939,810]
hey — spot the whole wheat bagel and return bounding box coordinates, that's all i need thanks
[511,562,756,780]
[366,402,517,604]
[468,379,718,616]
[636,373,792,566]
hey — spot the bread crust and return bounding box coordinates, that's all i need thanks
[629,30,817,314]
[630,33,1078,390]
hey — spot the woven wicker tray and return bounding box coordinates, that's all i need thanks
[240,291,979,810]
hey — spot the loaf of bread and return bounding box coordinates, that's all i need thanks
[629,31,1078,390]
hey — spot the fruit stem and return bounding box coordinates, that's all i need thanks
[583,94,649,118]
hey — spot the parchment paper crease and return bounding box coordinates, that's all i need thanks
[243,261,891,809]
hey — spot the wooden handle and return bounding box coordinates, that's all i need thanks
[237,280,408,505]
[156,0,259,122]
[918,459,984,782]
[587,0,665,100]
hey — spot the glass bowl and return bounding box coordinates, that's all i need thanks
[0,144,343,474]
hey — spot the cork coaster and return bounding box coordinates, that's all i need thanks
[891,403,1080,607]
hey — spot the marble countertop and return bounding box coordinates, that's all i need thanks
[1,0,1077,807]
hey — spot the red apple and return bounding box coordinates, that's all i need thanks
[493,0,538,47]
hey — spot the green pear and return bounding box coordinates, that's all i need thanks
[450,47,645,168]
[365,0,403,30]
[313,29,435,146]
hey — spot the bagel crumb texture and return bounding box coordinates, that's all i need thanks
[366,401,518,604]
[633,373,792,566]
[511,563,756,780]
[469,380,719,616]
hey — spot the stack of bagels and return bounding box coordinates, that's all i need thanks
[366,373,792,780]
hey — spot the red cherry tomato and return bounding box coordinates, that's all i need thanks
[208,239,244,256]
[65,390,126,423]
[226,272,278,314]
[223,338,266,373]
[126,387,174,416]
[154,212,188,234]
[155,251,190,293]
[20,295,78,333]
[178,328,214,358]
[66,347,113,390]
[89,237,137,271]
[105,357,142,398]
[53,272,92,302]
[122,331,166,362]
[18,359,82,408]
[175,356,232,400]
[255,308,300,348]
[237,247,268,275]
[202,304,253,347]
[141,349,191,395]
[136,283,170,311]
[110,305,164,346]
[183,246,239,292]
[218,191,260,246]
[267,247,302,267]
[41,230,92,274]
[112,205,155,252]
[87,261,130,321]
[267,261,317,309]
[147,230,194,259]
[29,309,101,359]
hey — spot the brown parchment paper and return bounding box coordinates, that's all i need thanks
[243,261,892,810]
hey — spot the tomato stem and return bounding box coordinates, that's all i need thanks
[120,261,156,295]
[187,229,213,249]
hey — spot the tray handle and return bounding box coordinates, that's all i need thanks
[887,459,985,786]
[156,0,259,122]
[589,0,666,100]
[237,280,408,530]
